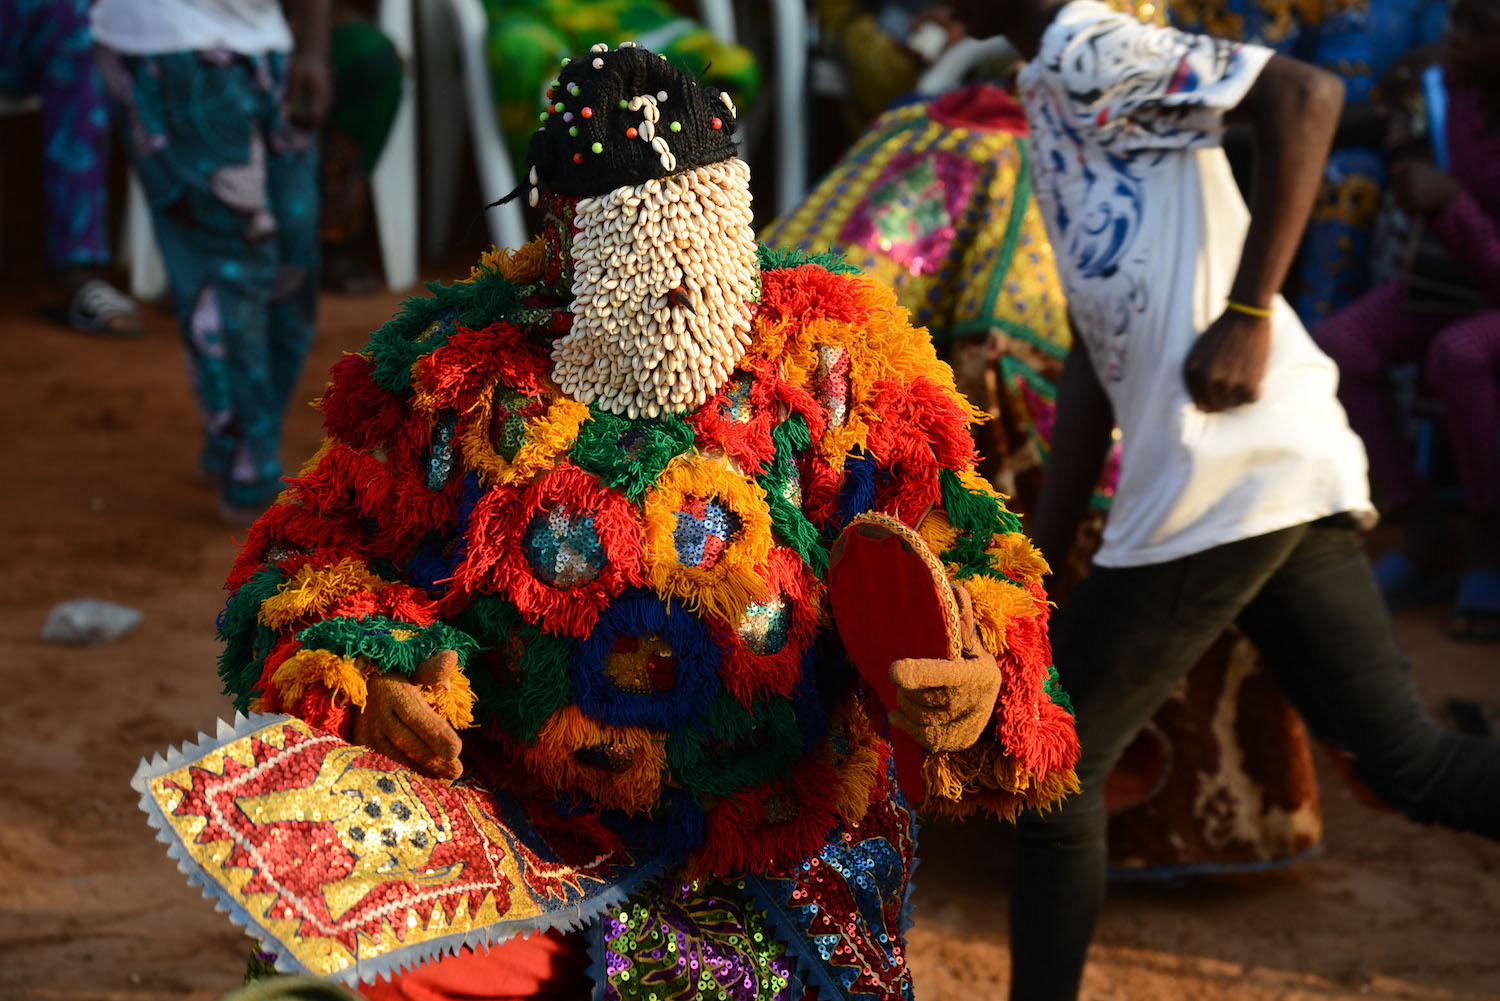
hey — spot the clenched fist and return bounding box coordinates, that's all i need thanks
[350,650,465,780]
[888,587,1001,752]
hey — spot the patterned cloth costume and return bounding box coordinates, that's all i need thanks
[209,45,1078,998]
[0,0,113,271]
[98,45,320,506]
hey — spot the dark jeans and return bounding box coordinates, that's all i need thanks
[1009,517,1500,1001]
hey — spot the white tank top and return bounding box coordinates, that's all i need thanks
[92,0,293,57]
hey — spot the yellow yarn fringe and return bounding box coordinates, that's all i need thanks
[990,531,1052,590]
[916,509,960,562]
[750,272,987,465]
[422,665,477,731]
[963,573,1041,656]
[271,649,369,710]
[825,699,884,827]
[920,747,1081,821]
[259,557,390,632]
[458,379,591,488]
[642,454,773,622]
[463,238,547,285]
[523,706,667,814]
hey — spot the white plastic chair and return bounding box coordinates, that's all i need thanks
[123,169,167,301]
[914,35,1020,97]
[119,0,423,297]
[370,0,421,290]
[418,0,526,258]
[765,0,809,216]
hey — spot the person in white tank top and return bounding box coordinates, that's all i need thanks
[91,0,332,523]
[949,3,1500,1000]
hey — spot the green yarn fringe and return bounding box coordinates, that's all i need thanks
[218,565,292,712]
[756,244,863,276]
[756,417,828,574]
[667,692,804,799]
[453,596,576,743]
[364,259,532,396]
[569,408,696,499]
[937,468,1023,584]
[1044,664,1073,715]
[295,616,479,677]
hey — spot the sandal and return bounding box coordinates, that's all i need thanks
[60,278,142,337]
[1372,550,1456,610]
[1449,568,1500,643]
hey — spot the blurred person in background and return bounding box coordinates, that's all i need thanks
[0,0,141,336]
[1316,0,1500,641]
[92,0,332,524]
[955,1,1500,997]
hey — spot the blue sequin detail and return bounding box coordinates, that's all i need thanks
[738,598,791,656]
[722,376,755,424]
[426,409,459,491]
[672,498,741,569]
[524,506,604,587]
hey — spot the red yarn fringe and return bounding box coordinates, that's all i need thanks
[319,353,408,450]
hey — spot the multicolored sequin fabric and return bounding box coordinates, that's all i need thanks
[525,507,605,587]
[672,497,742,571]
[598,878,798,1001]
[132,715,662,984]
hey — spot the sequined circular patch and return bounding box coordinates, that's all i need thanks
[605,633,678,695]
[672,497,742,570]
[523,506,605,588]
[815,344,852,429]
[721,375,755,424]
[737,597,791,656]
[491,388,545,462]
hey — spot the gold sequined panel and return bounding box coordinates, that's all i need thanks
[141,717,647,979]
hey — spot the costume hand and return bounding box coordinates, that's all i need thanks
[888,587,1001,753]
[1183,308,1271,413]
[350,650,464,780]
[1391,160,1461,217]
[284,49,332,129]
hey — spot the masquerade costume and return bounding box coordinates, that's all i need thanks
[144,45,1078,1000]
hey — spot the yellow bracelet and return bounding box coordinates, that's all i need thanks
[1226,298,1274,319]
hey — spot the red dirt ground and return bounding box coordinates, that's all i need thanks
[1,285,1497,1001]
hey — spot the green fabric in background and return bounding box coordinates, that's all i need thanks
[481,0,761,164]
[328,18,403,173]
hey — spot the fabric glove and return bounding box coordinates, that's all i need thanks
[350,649,465,780]
[887,587,1001,752]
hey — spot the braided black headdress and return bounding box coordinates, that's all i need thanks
[525,44,740,199]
